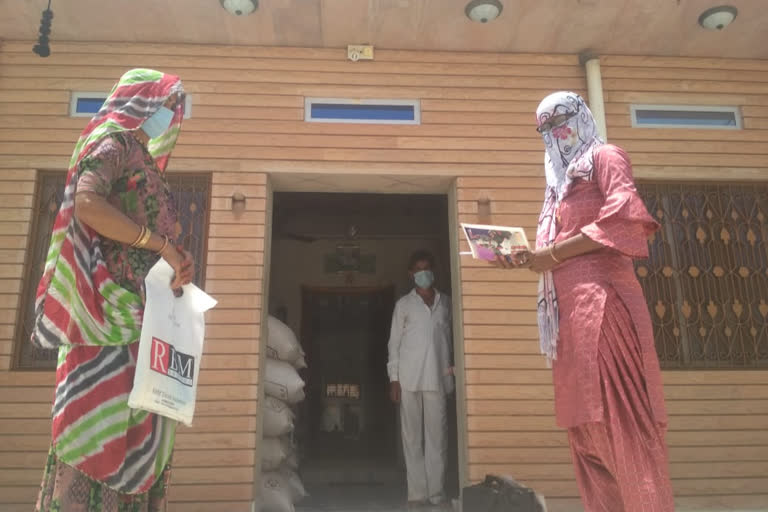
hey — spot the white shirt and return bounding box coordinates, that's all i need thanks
[387,289,454,394]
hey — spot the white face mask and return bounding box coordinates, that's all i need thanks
[414,270,434,289]
[141,106,174,139]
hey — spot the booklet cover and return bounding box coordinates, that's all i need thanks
[460,223,529,261]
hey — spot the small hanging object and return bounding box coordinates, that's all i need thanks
[32,0,54,58]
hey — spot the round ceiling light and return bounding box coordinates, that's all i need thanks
[220,0,258,16]
[465,0,503,23]
[698,5,738,30]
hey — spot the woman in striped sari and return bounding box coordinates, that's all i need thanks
[33,69,194,512]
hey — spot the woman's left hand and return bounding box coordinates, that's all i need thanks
[527,248,559,274]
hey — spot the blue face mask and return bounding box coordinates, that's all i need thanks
[141,106,174,139]
[414,270,435,290]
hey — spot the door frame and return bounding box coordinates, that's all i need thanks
[448,180,469,492]
[253,176,470,505]
[253,177,274,508]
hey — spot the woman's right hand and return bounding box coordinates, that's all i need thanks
[161,244,195,290]
[488,251,531,269]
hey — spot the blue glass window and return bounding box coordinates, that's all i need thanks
[632,106,740,129]
[75,97,106,114]
[71,94,192,118]
[306,99,419,124]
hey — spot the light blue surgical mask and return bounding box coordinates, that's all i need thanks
[414,270,434,290]
[141,106,174,139]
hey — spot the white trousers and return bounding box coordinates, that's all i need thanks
[400,390,447,502]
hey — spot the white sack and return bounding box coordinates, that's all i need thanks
[262,396,294,437]
[279,466,308,503]
[261,437,288,471]
[128,259,217,426]
[285,450,299,471]
[280,436,298,470]
[267,315,304,364]
[265,358,306,404]
[292,354,308,370]
[260,472,294,512]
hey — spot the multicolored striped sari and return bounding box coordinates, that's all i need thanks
[33,69,185,494]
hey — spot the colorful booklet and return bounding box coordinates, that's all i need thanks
[460,223,530,261]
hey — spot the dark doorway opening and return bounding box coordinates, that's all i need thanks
[267,192,458,510]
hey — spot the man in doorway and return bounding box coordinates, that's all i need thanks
[387,250,454,509]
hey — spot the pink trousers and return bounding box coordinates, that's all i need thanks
[567,295,675,512]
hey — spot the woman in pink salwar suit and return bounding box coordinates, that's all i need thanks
[496,92,675,512]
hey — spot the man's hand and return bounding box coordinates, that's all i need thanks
[389,381,401,404]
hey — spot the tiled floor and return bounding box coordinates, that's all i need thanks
[295,481,399,509]
[293,448,459,512]
[295,472,413,511]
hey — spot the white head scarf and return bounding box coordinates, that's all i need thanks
[534,91,604,364]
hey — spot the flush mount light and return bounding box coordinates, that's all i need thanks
[698,5,737,30]
[220,0,258,16]
[465,0,503,23]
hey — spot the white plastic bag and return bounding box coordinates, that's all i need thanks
[128,259,217,426]
[267,315,304,364]
[260,472,294,512]
[261,437,288,471]
[262,396,294,437]
[264,359,306,404]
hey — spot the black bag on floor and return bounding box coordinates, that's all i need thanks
[462,474,544,512]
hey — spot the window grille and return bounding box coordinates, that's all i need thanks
[14,172,211,369]
[635,182,768,368]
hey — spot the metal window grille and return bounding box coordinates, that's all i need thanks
[635,182,768,368]
[14,172,211,370]
[14,172,65,369]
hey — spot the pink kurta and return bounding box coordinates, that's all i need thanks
[551,144,667,429]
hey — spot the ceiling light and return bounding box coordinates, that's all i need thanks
[698,5,737,30]
[465,0,503,23]
[220,0,258,16]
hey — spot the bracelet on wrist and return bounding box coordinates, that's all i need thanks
[156,235,170,255]
[549,242,562,264]
[133,226,152,249]
[130,226,147,248]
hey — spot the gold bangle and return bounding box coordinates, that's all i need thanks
[549,243,562,264]
[156,235,169,255]
[135,227,152,249]
[139,229,152,249]
[130,226,146,248]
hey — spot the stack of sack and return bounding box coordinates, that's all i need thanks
[261,315,308,512]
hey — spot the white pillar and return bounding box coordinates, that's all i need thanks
[581,52,608,141]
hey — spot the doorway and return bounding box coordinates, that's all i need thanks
[266,191,459,510]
